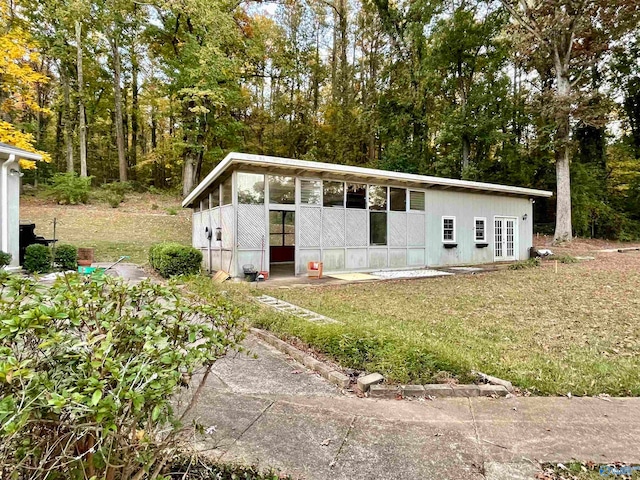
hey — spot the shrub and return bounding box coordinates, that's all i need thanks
[149,242,202,277]
[0,251,11,269]
[508,258,541,270]
[23,244,52,273]
[47,172,92,205]
[54,244,78,270]
[0,272,245,480]
[553,254,579,264]
[106,191,123,208]
[166,207,178,215]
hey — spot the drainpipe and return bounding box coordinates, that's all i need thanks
[1,154,17,255]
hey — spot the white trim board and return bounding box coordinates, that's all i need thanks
[183,152,553,207]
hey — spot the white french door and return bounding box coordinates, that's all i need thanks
[494,217,517,261]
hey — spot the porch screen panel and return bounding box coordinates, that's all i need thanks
[221,205,235,249]
[192,212,203,248]
[237,204,266,249]
[346,209,367,247]
[299,206,321,247]
[389,212,407,247]
[322,208,345,247]
[407,214,425,246]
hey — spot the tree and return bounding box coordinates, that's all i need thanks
[500,0,640,242]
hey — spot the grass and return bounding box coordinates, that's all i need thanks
[21,192,191,264]
[190,252,640,396]
[540,462,640,479]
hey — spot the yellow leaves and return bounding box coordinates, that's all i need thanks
[0,19,49,118]
[0,120,51,165]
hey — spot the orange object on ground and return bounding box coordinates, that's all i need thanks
[307,261,323,279]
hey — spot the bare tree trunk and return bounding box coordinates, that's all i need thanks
[110,34,127,182]
[61,69,74,173]
[76,21,88,177]
[131,50,138,169]
[462,136,470,172]
[553,52,572,243]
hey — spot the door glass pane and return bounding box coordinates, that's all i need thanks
[300,180,321,205]
[323,181,344,207]
[370,211,387,245]
[507,220,514,257]
[269,176,295,204]
[346,184,366,209]
[368,185,387,210]
[237,173,265,204]
[390,187,406,211]
[270,211,283,233]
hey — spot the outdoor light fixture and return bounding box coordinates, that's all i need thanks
[9,168,23,177]
[522,213,528,221]
[215,227,222,242]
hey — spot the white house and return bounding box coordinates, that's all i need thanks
[183,152,553,278]
[0,143,43,269]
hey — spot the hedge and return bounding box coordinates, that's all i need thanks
[149,242,202,278]
[54,244,78,270]
[24,244,52,274]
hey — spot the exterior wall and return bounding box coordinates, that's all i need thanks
[189,169,536,277]
[7,172,20,267]
[0,164,21,267]
[424,190,532,267]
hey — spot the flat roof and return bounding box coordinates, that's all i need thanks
[0,142,43,161]
[183,152,553,207]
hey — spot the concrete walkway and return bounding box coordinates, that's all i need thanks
[185,334,640,480]
[115,265,640,479]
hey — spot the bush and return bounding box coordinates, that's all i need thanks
[23,244,52,273]
[552,254,579,264]
[0,272,245,480]
[0,251,11,269]
[166,207,178,215]
[54,244,78,270]
[47,172,92,205]
[508,258,541,270]
[149,242,202,277]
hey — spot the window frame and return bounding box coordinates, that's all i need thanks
[389,187,407,212]
[442,216,456,243]
[322,180,345,208]
[474,217,487,243]
[299,178,322,205]
[409,190,425,212]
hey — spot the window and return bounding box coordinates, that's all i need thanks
[211,186,220,208]
[201,196,210,211]
[346,184,366,209]
[323,181,344,207]
[474,217,486,242]
[390,187,406,211]
[269,175,295,204]
[269,211,295,246]
[409,191,425,211]
[368,185,387,210]
[370,212,387,245]
[442,216,456,243]
[300,179,321,205]
[237,173,264,204]
[221,177,233,205]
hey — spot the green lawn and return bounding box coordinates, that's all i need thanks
[190,252,640,396]
[21,193,191,264]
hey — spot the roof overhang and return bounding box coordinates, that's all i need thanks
[182,152,553,207]
[0,143,43,162]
